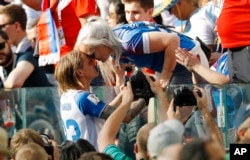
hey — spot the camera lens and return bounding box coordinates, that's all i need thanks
[37,128,54,140]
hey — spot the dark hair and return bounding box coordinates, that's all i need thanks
[179,138,211,160]
[0,4,27,30]
[110,0,128,24]
[0,30,9,40]
[122,0,154,10]
[78,151,114,160]
[76,138,96,154]
[60,139,96,160]
[59,140,81,160]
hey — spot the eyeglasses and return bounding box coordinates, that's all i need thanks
[0,41,6,50]
[0,22,14,30]
[78,49,96,59]
[88,52,96,59]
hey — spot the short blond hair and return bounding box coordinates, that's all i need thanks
[15,143,48,160]
[10,128,44,156]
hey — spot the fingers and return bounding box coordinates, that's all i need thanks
[167,99,181,120]
[175,48,188,64]
[175,48,194,61]
[175,106,180,115]
[160,80,168,89]
[182,48,192,56]
[122,81,134,101]
[175,48,184,62]
[145,74,153,84]
[169,99,180,114]
[126,80,131,86]
[125,81,132,90]
[193,87,204,98]
[168,99,174,112]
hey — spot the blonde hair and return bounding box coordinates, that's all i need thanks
[76,16,121,83]
[10,129,44,157]
[55,50,85,94]
[15,143,48,160]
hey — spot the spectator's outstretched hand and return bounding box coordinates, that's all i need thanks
[175,48,201,71]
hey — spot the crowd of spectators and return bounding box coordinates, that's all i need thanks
[1,0,250,159]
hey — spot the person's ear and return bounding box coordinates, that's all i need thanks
[147,8,153,17]
[14,22,21,31]
[76,69,84,77]
[237,129,246,139]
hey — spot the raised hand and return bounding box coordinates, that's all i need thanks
[175,48,201,71]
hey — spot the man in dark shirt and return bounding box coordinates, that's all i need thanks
[0,30,51,88]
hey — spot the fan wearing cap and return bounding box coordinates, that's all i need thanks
[147,119,184,159]
[154,0,223,66]
[0,127,11,160]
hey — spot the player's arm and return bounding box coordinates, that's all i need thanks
[100,98,146,123]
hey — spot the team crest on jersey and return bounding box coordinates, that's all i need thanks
[87,94,101,105]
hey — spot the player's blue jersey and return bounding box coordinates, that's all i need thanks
[113,21,195,72]
[60,89,106,150]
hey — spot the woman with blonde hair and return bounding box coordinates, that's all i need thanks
[75,17,123,86]
[76,16,209,87]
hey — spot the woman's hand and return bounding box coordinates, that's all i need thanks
[175,48,201,71]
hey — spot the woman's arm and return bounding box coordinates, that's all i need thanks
[175,48,229,86]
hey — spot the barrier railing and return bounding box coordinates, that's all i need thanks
[1,83,249,147]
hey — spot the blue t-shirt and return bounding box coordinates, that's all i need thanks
[211,53,243,128]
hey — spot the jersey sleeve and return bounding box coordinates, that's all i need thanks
[75,92,106,117]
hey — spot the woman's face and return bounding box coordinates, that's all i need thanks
[107,3,119,28]
[78,44,113,62]
[94,44,113,62]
